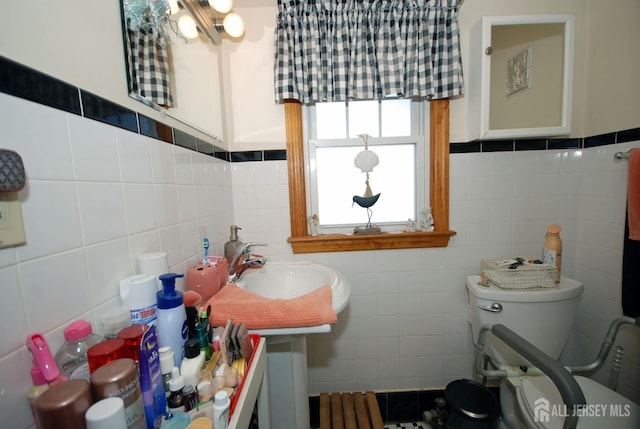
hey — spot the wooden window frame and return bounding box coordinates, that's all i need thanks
[285,98,456,253]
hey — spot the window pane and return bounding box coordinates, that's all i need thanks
[348,100,379,138]
[381,99,411,136]
[316,102,347,139]
[316,144,415,226]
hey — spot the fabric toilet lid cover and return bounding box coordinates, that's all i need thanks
[520,375,640,429]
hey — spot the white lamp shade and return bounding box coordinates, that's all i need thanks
[167,0,180,15]
[209,0,233,14]
[223,13,245,38]
[178,15,199,39]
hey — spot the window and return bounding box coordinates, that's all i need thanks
[284,99,454,253]
[305,100,428,234]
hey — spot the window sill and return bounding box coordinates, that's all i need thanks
[287,230,457,253]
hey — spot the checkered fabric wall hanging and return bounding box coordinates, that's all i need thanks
[0,149,26,192]
[126,26,174,107]
[274,0,464,104]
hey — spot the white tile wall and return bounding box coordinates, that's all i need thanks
[230,144,639,401]
[0,93,234,428]
[1,89,638,428]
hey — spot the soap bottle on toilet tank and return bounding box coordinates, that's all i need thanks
[543,224,562,283]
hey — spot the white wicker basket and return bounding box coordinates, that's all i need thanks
[480,258,556,290]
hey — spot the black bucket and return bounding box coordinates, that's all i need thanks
[445,379,500,428]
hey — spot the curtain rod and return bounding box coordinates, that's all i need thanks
[614,148,637,160]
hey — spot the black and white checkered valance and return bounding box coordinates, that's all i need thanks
[274,0,464,103]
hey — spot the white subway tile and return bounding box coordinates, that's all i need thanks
[150,140,176,184]
[77,182,127,245]
[155,184,180,227]
[16,181,83,262]
[0,265,29,356]
[0,95,74,180]
[117,129,152,183]
[123,183,158,234]
[68,115,120,182]
[174,146,194,185]
[20,249,91,333]
[85,238,132,306]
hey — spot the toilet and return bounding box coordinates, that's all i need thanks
[466,275,640,428]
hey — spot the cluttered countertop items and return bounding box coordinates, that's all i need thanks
[26,246,239,429]
[26,231,340,429]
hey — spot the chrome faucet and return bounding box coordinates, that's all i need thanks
[228,242,267,283]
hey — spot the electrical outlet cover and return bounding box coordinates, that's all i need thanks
[0,192,26,249]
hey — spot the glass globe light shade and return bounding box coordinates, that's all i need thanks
[223,13,245,38]
[178,15,199,39]
[208,0,233,14]
[167,0,180,15]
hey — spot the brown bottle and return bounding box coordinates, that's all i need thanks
[543,224,563,283]
[90,358,146,429]
[35,379,92,429]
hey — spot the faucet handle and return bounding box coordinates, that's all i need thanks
[243,242,268,253]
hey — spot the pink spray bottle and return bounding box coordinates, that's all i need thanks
[26,333,66,427]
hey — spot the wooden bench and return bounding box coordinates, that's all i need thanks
[319,391,384,429]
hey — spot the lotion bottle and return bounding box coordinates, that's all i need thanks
[157,273,188,367]
[543,224,563,283]
[212,390,230,429]
[224,225,243,265]
[180,339,205,389]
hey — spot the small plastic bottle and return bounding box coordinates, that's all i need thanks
[85,397,128,429]
[180,339,205,390]
[212,390,230,429]
[543,224,563,283]
[159,347,175,396]
[167,367,185,415]
[55,320,103,381]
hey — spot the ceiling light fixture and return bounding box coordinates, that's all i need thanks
[208,0,233,14]
[178,14,199,39]
[178,0,245,44]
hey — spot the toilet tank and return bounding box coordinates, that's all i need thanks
[466,275,583,366]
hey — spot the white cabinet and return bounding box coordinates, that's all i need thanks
[468,15,575,140]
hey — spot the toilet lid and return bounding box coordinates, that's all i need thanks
[519,375,640,429]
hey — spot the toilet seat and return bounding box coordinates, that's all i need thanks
[516,375,640,428]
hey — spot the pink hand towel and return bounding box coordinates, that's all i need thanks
[206,284,337,329]
[629,149,640,240]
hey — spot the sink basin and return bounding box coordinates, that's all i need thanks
[235,260,350,336]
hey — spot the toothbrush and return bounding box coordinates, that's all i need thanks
[202,237,209,266]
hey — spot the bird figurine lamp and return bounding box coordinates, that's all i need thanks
[352,134,382,234]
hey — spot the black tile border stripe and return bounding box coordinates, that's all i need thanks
[0,56,82,116]
[81,90,139,133]
[451,131,638,154]
[0,55,221,158]
[1,55,638,164]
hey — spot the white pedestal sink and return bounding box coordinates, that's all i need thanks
[235,261,350,429]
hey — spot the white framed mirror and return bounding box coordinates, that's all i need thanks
[119,0,225,140]
[468,14,574,139]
